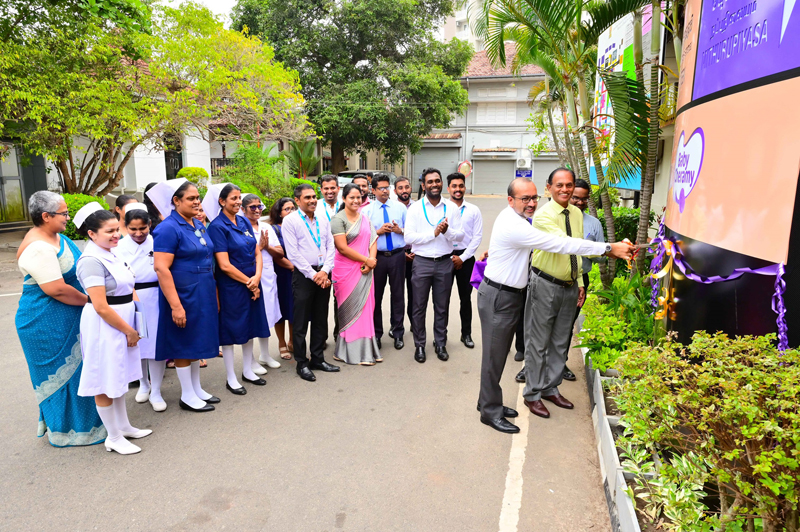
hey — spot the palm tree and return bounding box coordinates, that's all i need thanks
[284,139,322,180]
[474,0,649,285]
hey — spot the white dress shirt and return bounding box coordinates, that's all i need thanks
[316,198,341,223]
[452,200,483,262]
[404,195,464,258]
[281,209,336,280]
[484,206,607,289]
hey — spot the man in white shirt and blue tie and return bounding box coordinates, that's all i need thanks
[405,168,464,363]
[364,174,408,350]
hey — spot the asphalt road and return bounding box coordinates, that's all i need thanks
[0,196,610,532]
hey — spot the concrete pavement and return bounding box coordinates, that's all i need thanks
[0,197,609,532]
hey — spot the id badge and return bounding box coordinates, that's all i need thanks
[318,254,324,267]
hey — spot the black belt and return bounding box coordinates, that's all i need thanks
[483,277,526,294]
[134,281,159,290]
[416,255,449,262]
[87,293,134,305]
[531,267,575,288]
[379,248,404,257]
[452,249,465,256]
[311,265,322,272]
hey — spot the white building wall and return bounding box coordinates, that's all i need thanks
[182,129,211,177]
[123,140,167,192]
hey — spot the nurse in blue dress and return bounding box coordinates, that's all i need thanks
[149,179,220,413]
[205,183,270,395]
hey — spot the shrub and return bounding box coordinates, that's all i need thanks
[63,194,110,241]
[591,184,620,208]
[615,333,800,531]
[264,178,319,213]
[596,206,655,244]
[578,270,655,371]
[176,166,209,182]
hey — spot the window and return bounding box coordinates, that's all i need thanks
[476,102,516,125]
[359,153,367,169]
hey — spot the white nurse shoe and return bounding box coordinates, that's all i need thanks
[251,361,268,375]
[149,397,167,412]
[105,437,141,455]
[135,388,150,403]
[258,354,281,369]
[121,428,153,439]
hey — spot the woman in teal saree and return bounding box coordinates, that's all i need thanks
[15,192,106,447]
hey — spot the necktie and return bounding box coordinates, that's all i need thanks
[382,204,393,251]
[563,208,578,281]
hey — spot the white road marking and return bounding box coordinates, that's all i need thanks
[498,384,530,532]
[0,292,21,297]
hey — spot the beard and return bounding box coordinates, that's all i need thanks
[397,192,410,202]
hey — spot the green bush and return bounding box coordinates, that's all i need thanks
[264,178,319,213]
[63,194,110,241]
[176,166,209,182]
[596,206,655,244]
[591,185,620,208]
[615,333,800,531]
[577,270,654,371]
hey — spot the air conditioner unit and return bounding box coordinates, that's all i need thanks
[516,158,531,168]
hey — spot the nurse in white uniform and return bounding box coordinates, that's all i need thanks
[74,203,152,455]
[114,203,168,412]
[241,193,282,371]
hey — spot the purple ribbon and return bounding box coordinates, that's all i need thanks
[470,259,487,290]
[648,224,789,353]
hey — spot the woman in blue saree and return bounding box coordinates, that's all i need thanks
[15,191,106,447]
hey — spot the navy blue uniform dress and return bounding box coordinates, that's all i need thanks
[273,225,294,324]
[207,213,270,346]
[153,210,219,361]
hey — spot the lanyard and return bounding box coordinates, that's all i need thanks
[460,205,466,216]
[302,213,321,250]
[324,202,338,221]
[422,200,446,227]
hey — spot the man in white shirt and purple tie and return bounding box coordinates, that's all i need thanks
[404,168,464,363]
[476,177,632,434]
[282,183,340,382]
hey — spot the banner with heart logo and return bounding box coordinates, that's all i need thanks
[672,128,705,213]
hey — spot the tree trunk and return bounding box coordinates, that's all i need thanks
[578,73,616,284]
[546,104,566,167]
[635,0,662,272]
[330,141,346,175]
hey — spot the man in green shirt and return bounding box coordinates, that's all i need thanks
[522,167,605,419]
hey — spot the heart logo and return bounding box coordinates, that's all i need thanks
[672,128,705,213]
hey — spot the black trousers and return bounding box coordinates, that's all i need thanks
[411,256,454,347]
[405,252,414,334]
[291,269,331,368]
[373,250,406,339]
[451,250,475,336]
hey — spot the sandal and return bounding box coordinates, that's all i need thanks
[287,342,294,353]
[279,347,292,360]
[166,360,175,369]
[199,359,207,368]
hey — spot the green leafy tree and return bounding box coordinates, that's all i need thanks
[0,1,305,195]
[232,0,472,174]
[283,140,321,180]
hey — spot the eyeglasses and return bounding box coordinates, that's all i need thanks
[194,229,207,246]
[248,205,265,211]
[571,197,588,204]
[514,195,540,203]
[48,211,70,218]
[375,186,390,192]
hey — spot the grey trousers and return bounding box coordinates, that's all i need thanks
[522,273,579,401]
[477,280,526,418]
[411,256,454,347]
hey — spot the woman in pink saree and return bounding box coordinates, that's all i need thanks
[330,184,381,365]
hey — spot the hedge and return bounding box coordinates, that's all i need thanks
[63,194,110,240]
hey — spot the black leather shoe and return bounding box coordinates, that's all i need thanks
[179,399,215,412]
[376,338,382,349]
[388,330,395,339]
[481,416,520,434]
[562,366,577,381]
[297,366,316,382]
[242,374,266,386]
[514,351,524,362]
[476,403,519,418]
[309,361,340,372]
[226,382,247,395]
[204,395,221,404]
[460,334,475,348]
[394,336,404,350]
[515,369,526,383]
[436,346,449,361]
[414,347,426,363]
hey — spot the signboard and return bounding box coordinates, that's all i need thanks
[515,169,532,178]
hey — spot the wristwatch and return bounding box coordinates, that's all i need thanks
[604,244,612,255]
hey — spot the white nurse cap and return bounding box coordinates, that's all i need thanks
[73,202,105,229]
[145,178,189,219]
[201,183,232,222]
[124,202,148,214]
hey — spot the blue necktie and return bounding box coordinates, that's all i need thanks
[382,204,393,251]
